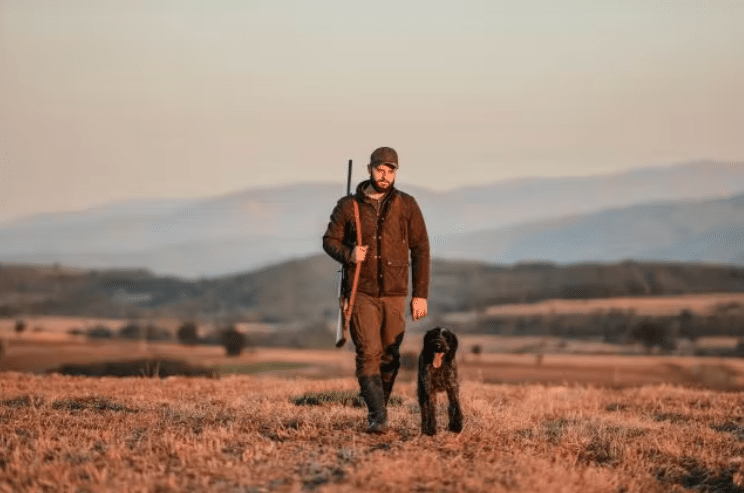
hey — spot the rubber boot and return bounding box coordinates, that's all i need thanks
[381,369,398,407]
[358,375,388,434]
[380,336,402,407]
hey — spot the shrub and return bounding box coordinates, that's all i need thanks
[87,325,113,339]
[15,319,26,334]
[118,323,142,339]
[220,325,246,357]
[630,322,676,352]
[177,321,199,345]
[119,323,171,341]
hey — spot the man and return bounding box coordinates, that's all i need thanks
[323,146,430,433]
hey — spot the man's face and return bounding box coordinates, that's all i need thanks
[368,163,397,191]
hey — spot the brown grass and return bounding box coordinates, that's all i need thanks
[2,373,744,493]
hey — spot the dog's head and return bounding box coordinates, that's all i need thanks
[422,326,458,368]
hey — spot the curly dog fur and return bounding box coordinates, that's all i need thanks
[417,326,463,435]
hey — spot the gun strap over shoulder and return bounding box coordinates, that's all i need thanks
[343,199,362,328]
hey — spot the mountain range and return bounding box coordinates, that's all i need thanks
[0,160,742,278]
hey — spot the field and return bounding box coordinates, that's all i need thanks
[3,308,744,492]
[2,372,744,493]
[481,292,744,317]
[4,329,744,391]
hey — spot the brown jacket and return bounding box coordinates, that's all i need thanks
[323,180,430,299]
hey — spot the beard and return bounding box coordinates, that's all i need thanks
[371,177,394,193]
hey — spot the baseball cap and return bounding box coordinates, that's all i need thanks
[370,147,399,169]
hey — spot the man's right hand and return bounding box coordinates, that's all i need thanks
[351,245,368,263]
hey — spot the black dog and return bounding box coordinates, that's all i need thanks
[417,326,463,436]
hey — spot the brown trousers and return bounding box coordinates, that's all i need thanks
[349,292,405,379]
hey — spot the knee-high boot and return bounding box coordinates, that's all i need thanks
[381,368,399,406]
[358,375,388,434]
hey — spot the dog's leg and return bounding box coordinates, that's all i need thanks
[418,373,437,436]
[421,394,437,436]
[446,383,463,433]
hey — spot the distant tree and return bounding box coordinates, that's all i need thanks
[471,344,483,356]
[631,322,676,352]
[118,323,142,340]
[145,324,172,342]
[678,309,701,342]
[87,325,113,339]
[14,319,26,335]
[177,322,199,345]
[220,325,246,357]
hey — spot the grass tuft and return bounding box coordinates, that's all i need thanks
[0,395,44,408]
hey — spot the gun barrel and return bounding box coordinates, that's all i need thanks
[335,159,353,347]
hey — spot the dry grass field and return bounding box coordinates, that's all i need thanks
[2,372,744,493]
[3,303,744,492]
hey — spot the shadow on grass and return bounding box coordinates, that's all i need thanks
[51,359,216,378]
[655,456,742,493]
[51,396,135,413]
[292,389,404,407]
[219,361,310,375]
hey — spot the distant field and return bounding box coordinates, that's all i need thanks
[3,335,744,391]
[4,291,744,339]
[3,291,744,392]
[481,292,744,317]
[2,373,744,492]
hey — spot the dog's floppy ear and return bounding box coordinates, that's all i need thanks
[422,328,437,357]
[444,329,458,359]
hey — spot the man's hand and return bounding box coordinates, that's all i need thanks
[351,245,368,263]
[411,297,428,321]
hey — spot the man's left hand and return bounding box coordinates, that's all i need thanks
[411,297,428,321]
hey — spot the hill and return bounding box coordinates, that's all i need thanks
[0,160,742,277]
[436,192,744,265]
[2,257,744,323]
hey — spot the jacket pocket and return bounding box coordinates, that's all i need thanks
[384,260,409,295]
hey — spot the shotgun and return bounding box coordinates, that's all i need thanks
[335,159,353,347]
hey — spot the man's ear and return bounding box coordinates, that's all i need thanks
[367,164,372,174]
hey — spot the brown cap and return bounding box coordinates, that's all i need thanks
[370,147,399,169]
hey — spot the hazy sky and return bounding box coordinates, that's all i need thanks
[1,1,743,224]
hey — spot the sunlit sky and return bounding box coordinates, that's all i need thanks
[1,1,743,224]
